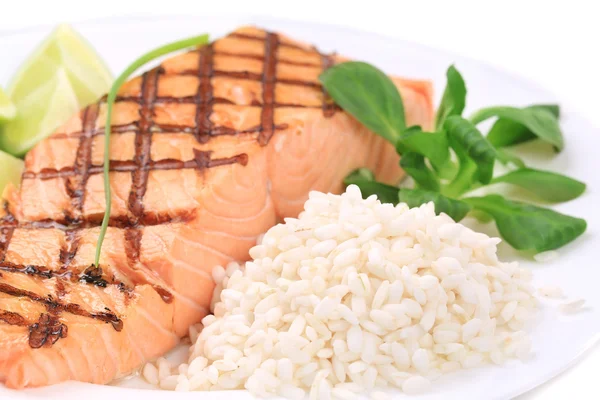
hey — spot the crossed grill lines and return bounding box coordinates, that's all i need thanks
[0,29,337,273]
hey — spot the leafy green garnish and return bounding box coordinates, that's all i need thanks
[320,61,587,252]
[471,105,564,151]
[486,104,560,148]
[320,61,406,143]
[463,195,586,252]
[495,148,526,168]
[443,133,479,198]
[445,116,497,185]
[399,152,440,191]
[94,33,210,266]
[491,168,586,202]
[435,65,467,130]
[396,127,450,173]
[399,189,471,221]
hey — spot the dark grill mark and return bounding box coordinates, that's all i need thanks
[321,54,337,118]
[0,210,196,232]
[0,226,14,263]
[55,278,67,299]
[182,70,322,88]
[213,50,321,67]
[28,313,68,348]
[212,69,262,81]
[59,229,81,269]
[66,104,100,222]
[0,205,16,263]
[79,265,109,287]
[0,262,132,291]
[65,303,123,330]
[128,69,160,223]
[195,44,215,144]
[124,228,142,266]
[153,285,174,303]
[0,310,28,326]
[156,96,242,106]
[186,69,324,88]
[258,32,280,146]
[0,263,55,279]
[193,150,249,168]
[21,152,253,181]
[0,282,123,333]
[152,123,215,134]
[227,32,310,52]
[123,228,173,304]
[45,123,139,140]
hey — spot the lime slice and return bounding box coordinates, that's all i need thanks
[0,87,17,122]
[0,24,112,156]
[0,149,24,197]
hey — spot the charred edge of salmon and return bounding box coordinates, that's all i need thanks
[0,281,123,331]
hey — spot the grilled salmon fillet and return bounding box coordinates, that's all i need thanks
[0,26,433,388]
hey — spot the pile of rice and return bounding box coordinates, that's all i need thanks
[143,185,538,398]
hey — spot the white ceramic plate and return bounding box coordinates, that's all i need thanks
[1,14,598,400]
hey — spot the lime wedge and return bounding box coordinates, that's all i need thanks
[0,68,80,156]
[0,87,17,122]
[0,24,112,156]
[8,24,113,108]
[0,149,24,197]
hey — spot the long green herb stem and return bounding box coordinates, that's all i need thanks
[94,34,209,266]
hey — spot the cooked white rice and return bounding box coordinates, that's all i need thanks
[144,185,538,397]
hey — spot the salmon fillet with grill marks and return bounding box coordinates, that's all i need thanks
[0,26,433,388]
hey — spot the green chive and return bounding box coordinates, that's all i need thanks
[94,33,210,267]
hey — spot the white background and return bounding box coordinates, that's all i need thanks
[1,1,598,399]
